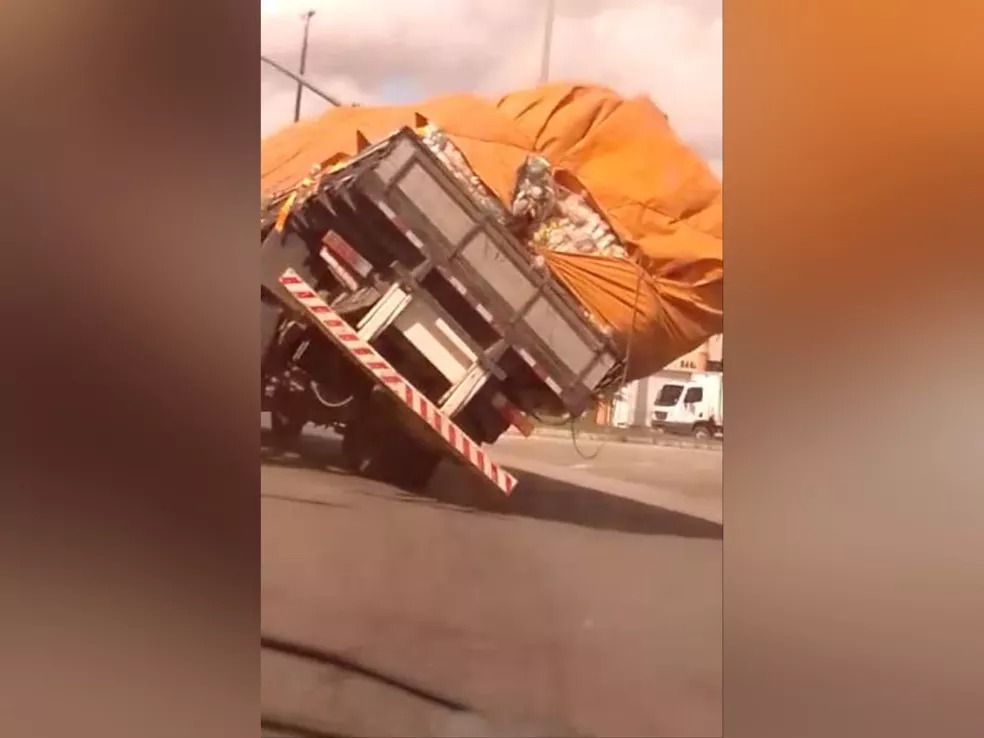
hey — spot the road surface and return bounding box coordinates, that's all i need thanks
[495,434,722,523]
[262,428,722,737]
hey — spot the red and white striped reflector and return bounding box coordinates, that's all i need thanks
[375,201,426,250]
[318,247,359,292]
[517,346,563,395]
[278,268,517,495]
[323,230,372,278]
[435,265,505,334]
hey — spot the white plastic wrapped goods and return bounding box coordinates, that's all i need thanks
[419,125,511,223]
[418,124,627,260]
[531,216,627,258]
[530,189,627,258]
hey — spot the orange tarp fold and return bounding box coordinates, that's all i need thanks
[543,252,721,380]
[261,82,722,381]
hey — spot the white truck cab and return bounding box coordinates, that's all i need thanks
[650,373,723,439]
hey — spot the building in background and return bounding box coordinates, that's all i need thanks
[705,334,723,372]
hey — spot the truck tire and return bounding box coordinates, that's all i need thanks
[692,423,713,440]
[392,447,442,490]
[270,408,306,446]
[342,417,441,490]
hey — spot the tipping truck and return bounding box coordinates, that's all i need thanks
[261,127,624,494]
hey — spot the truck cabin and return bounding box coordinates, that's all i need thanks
[650,381,718,439]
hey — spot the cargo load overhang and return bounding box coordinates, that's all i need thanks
[261,82,722,382]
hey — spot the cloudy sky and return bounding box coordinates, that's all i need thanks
[261,0,722,177]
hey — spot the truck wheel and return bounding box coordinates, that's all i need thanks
[271,408,306,446]
[341,425,371,474]
[692,423,712,440]
[390,448,442,490]
[343,419,441,490]
[341,422,387,477]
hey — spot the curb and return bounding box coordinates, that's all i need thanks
[510,428,723,451]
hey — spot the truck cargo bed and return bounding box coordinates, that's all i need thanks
[262,127,620,417]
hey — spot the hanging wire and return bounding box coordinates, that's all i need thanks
[261,54,346,107]
[569,261,645,461]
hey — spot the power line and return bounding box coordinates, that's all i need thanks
[261,55,344,108]
[293,10,317,122]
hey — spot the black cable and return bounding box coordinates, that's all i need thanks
[261,55,346,108]
[261,716,352,738]
[261,636,470,712]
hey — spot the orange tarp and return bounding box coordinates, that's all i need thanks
[261,94,530,204]
[261,82,722,381]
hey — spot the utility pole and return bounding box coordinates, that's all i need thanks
[539,0,556,84]
[293,10,316,123]
[262,55,343,107]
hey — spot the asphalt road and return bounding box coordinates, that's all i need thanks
[261,429,722,737]
[494,435,723,523]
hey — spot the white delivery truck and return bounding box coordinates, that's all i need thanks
[650,372,723,439]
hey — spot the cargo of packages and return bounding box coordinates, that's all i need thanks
[262,82,722,382]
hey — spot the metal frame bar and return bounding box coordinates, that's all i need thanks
[348,131,618,400]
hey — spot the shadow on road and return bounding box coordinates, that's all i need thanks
[262,430,722,540]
